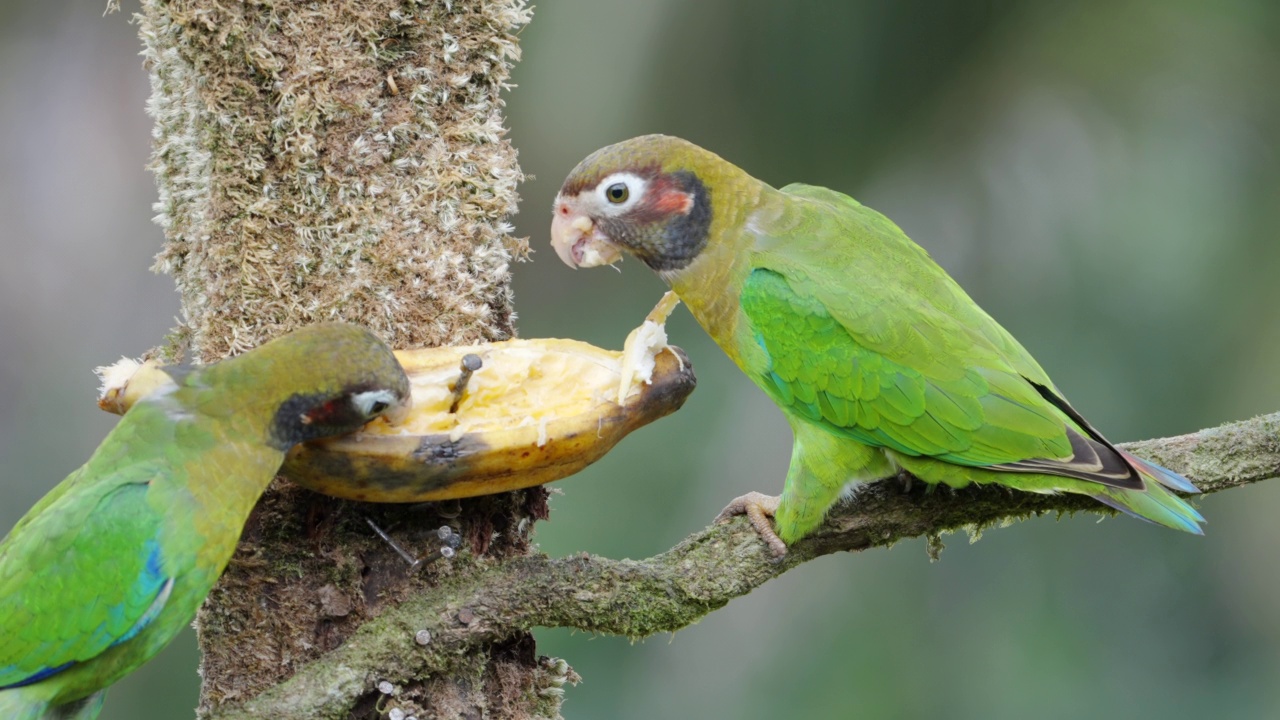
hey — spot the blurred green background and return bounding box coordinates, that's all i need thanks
[2,1,1279,718]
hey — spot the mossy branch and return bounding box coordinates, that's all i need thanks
[206,412,1280,720]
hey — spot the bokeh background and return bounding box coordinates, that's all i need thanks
[2,1,1279,718]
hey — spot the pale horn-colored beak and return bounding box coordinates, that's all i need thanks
[550,199,623,269]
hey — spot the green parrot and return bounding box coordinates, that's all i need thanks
[0,323,409,719]
[550,134,1202,557]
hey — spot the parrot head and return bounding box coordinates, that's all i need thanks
[551,134,733,274]
[189,323,412,450]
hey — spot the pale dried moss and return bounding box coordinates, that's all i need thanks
[140,0,531,362]
[136,1,543,717]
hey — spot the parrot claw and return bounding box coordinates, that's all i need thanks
[714,491,787,558]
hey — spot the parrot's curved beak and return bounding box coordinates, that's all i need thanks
[550,197,623,269]
[382,391,415,425]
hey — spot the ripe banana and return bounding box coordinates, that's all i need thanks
[96,292,696,501]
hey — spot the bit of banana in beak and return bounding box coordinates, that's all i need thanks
[95,358,177,415]
[550,206,623,268]
[96,292,695,502]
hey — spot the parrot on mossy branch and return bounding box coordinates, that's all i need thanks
[550,134,1203,558]
[0,323,409,720]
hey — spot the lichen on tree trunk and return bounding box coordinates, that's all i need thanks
[135,0,558,717]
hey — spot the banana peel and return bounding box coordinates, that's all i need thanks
[96,357,175,416]
[96,292,696,502]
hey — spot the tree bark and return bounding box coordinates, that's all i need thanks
[136,1,554,717]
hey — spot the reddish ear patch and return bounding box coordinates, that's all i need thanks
[301,397,345,426]
[651,189,694,215]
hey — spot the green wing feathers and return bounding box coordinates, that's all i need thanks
[742,267,1076,467]
[740,184,1203,533]
[0,472,170,691]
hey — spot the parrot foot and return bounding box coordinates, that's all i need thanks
[714,491,787,558]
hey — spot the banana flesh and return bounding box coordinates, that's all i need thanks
[95,292,696,501]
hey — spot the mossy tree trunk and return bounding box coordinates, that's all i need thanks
[136,1,565,717]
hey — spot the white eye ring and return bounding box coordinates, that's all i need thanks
[595,172,648,215]
[351,389,399,417]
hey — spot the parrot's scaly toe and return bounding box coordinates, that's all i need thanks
[714,491,786,558]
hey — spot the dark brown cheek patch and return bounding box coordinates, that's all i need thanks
[626,170,711,273]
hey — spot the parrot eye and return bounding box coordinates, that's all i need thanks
[595,172,647,213]
[605,183,629,204]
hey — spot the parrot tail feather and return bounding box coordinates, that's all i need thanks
[1118,449,1201,494]
[0,688,106,720]
[1089,478,1205,535]
[0,687,49,720]
[51,692,106,720]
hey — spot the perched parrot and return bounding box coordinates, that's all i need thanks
[550,134,1203,557]
[0,323,410,719]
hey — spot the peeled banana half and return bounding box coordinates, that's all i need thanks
[97,292,695,502]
